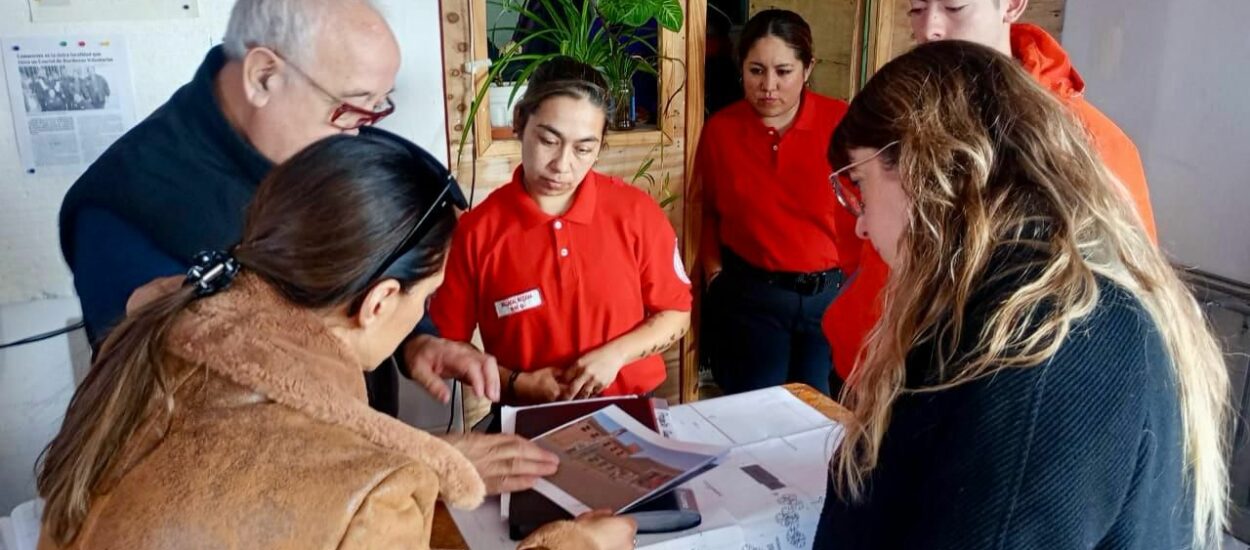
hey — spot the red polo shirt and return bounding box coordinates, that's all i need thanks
[697,90,860,274]
[430,168,693,396]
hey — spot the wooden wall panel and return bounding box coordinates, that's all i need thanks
[679,0,706,404]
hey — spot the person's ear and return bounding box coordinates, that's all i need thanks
[803,62,814,85]
[1004,0,1029,23]
[513,116,527,140]
[354,279,404,330]
[242,47,283,108]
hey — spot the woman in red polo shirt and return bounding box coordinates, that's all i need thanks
[695,9,859,396]
[431,58,692,404]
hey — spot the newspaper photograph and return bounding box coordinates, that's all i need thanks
[532,405,726,515]
[2,36,136,174]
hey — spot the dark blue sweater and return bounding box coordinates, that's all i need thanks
[814,275,1193,549]
[58,46,435,415]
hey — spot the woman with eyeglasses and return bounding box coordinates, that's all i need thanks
[814,40,1227,549]
[820,8,1159,392]
[35,134,637,550]
[694,9,860,396]
[429,57,692,405]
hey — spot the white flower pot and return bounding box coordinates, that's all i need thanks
[488,83,527,128]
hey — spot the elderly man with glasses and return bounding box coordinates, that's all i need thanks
[58,0,557,494]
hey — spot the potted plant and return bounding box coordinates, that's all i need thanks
[600,43,647,130]
[462,0,682,150]
[597,0,682,129]
[457,0,685,214]
[484,46,527,139]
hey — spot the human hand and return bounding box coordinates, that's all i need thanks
[444,433,559,495]
[562,347,626,400]
[514,367,567,404]
[403,335,500,403]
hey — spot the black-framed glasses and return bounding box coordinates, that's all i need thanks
[277,53,396,130]
[828,140,899,217]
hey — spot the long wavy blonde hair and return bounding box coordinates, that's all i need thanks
[829,40,1228,548]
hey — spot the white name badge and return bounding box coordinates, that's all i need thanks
[494,289,544,318]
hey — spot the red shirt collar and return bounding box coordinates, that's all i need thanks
[791,89,821,132]
[741,89,820,134]
[502,165,599,228]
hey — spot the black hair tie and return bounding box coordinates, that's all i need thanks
[185,250,241,298]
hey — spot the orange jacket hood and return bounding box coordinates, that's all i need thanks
[1011,23,1085,99]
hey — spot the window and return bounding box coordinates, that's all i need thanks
[439,0,685,166]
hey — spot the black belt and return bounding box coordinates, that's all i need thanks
[721,248,844,296]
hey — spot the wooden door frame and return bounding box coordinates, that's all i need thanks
[680,0,706,404]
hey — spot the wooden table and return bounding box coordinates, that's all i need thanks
[429,383,851,549]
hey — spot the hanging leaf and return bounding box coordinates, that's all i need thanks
[597,0,659,28]
[654,0,683,32]
[600,0,682,31]
[633,157,656,181]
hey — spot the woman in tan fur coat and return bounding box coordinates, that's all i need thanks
[35,134,636,549]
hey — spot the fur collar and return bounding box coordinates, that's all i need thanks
[165,273,485,509]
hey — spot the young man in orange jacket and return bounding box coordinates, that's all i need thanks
[824,0,1157,384]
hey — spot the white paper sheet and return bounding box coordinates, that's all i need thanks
[449,498,519,550]
[2,36,137,175]
[454,388,845,550]
[678,386,833,445]
[680,426,844,550]
[448,494,750,550]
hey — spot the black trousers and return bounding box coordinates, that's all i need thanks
[703,266,842,396]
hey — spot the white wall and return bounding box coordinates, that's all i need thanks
[0,298,90,514]
[374,0,452,167]
[1063,0,1250,283]
[0,0,450,304]
[0,3,233,305]
[0,0,453,514]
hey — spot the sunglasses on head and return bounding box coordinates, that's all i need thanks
[362,132,469,283]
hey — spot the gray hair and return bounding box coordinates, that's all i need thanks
[221,0,373,64]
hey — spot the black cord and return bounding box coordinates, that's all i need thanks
[445,379,459,434]
[0,321,85,350]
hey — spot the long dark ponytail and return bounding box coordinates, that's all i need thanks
[37,133,458,544]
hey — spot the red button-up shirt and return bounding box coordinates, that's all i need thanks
[697,90,860,274]
[430,168,693,395]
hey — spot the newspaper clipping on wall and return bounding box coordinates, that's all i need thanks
[2,36,136,174]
